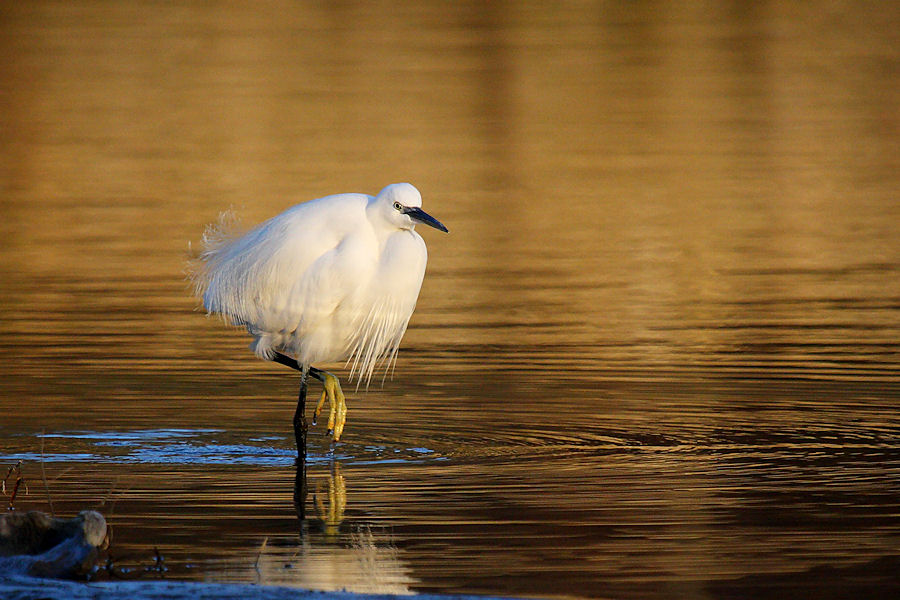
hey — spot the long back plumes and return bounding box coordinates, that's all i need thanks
[188,209,237,311]
[189,209,288,331]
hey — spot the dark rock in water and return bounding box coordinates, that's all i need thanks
[0,510,107,579]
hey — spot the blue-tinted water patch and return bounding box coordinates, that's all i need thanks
[0,452,98,462]
[0,430,441,467]
[40,429,223,441]
[123,442,299,466]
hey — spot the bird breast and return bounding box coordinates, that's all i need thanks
[339,229,427,385]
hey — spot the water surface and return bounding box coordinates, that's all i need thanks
[1,2,899,599]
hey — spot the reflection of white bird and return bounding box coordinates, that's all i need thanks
[254,527,417,595]
[191,183,447,443]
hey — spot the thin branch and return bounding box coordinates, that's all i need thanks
[255,536,268,580]
[40,430,54,516]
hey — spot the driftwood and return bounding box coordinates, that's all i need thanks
[0,510,108,579]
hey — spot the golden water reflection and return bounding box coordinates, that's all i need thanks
[0,1,898,599]
[249,463,416,596]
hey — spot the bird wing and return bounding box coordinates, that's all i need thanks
[194,194,373,358]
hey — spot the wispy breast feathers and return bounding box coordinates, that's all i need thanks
[345,296,416,388]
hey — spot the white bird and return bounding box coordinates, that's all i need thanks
[191,183,447,445]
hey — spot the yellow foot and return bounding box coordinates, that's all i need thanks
[312,370,347,442]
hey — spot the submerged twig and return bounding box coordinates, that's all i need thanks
[40,431,54,516]
[2,461,28,510]
[150,547,167,574]
[2,461,20,494]
[254,536,268,579]
[8,477,28,509]
[47,466,75,485]
[96,476,124,513]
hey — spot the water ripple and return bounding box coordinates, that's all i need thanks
[0,430,445,467]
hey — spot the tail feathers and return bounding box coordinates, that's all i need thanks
[187,209,244,310]
[190,209,281,326]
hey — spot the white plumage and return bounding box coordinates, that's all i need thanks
[191,183,447,388]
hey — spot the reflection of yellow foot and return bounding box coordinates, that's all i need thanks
[315,463,346,538]
[313,371,347,442]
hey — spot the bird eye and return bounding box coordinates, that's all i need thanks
[393,201,403,211]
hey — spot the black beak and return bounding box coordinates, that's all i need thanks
[403,206,449,233]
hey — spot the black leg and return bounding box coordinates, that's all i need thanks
[272,352,327,382]
[272,351,300,372]
[294,442,308,522]
[276,352,309,513]
[293,365,309,459]
[273,352,340,441]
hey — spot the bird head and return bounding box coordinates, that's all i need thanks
[376,183,449,233]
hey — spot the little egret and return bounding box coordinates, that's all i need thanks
[191,183,447,448]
